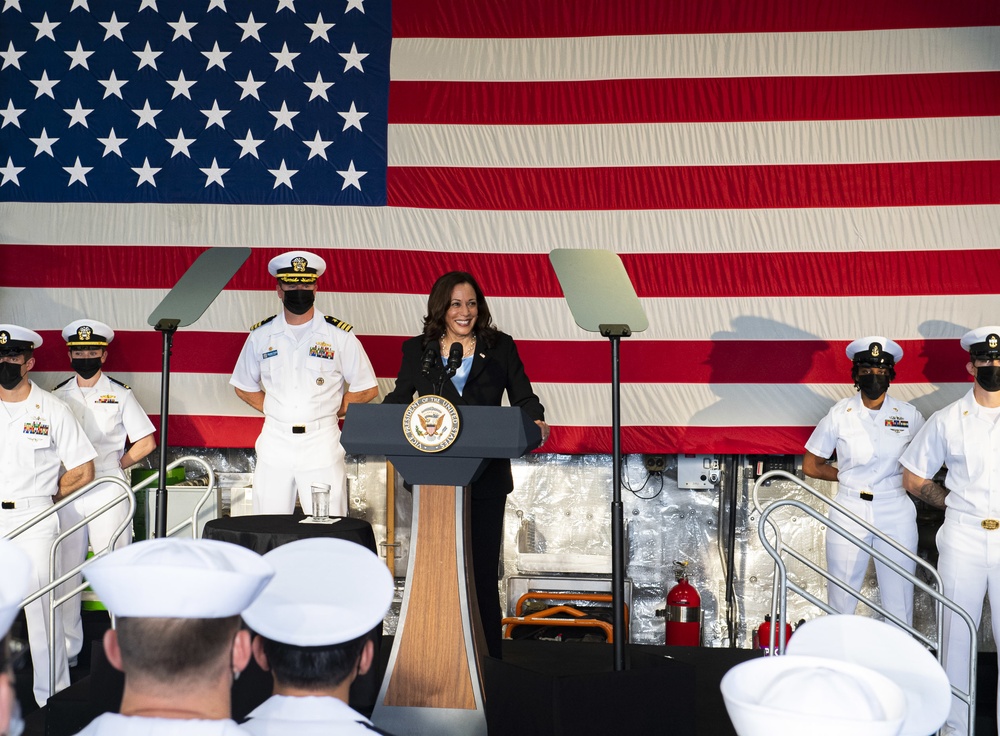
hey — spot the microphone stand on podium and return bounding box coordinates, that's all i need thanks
[342,402,541,736]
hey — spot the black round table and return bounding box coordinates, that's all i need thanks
[202,513,377,555]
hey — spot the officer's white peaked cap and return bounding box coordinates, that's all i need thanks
[62,319,115,347]
[242,538,393,647]
[268,250,326,284]
[84,538,273,618]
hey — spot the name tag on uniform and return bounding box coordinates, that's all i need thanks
[262,349,278,360]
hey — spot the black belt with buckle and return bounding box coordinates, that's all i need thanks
[1,501,15,509]
[860,491,874,502]
[292,425,306,434]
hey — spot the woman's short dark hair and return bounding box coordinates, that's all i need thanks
[420,271,499,349]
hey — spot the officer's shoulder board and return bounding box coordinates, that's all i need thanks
[325,315,354,332]
[53,376,74,390]
[250,315,277,331]
[108,376,131,390]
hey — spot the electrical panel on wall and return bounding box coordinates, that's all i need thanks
[677,454,720,489]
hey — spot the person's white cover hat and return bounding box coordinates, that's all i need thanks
[722,654,907,736]
[846,336,903,365]
[0,539,32,636]
[83,538,273,618]
[786,615,950,736]
[62,319,115,347]
[242,538,393,646]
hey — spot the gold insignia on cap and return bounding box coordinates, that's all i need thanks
[869,342,881,357]
[77,326,92,341]
[0,332,7,345]
[292,256,307,273]
[990,334,999,350]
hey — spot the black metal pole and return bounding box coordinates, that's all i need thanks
[601,324,630,671]
[154,319,179,538]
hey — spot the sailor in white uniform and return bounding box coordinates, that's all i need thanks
[52,319,156,663]
[230,251,378,517]
[240,538,395,736]
[901,325,1000,735]
[803,337,924,624]
[0,324,96,706]
[75,538,274,736]
[1,539,33,736]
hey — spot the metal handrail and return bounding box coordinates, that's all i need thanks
[129,455,217,539]
[5,456,218,698]
[753,470,978,736]
[4,475,135,699]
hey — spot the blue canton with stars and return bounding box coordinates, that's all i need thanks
[0,0,389,205]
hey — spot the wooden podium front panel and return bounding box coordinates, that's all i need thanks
[384,485,476,709]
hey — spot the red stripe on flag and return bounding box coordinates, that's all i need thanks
[31,333,973,385]
[11,246,1000,299]
[392,0,1000,37]
[387,162,1000,211]
[390,73,1000,125]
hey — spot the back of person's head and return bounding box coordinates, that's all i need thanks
[115,616,242,686]
[242,538,393,694]
[259,633,369,690]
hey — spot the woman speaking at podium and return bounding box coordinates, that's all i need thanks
[383,271,549,658]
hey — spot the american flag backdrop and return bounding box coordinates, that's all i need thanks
[2,0,1000,455]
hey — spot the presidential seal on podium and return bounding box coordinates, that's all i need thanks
[402,394,460,452]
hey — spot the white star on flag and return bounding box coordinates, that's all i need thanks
[98,71,128,99]
[1,100,25,128]
[134,41,162,70]
[32,12,60,42]
[270,101,299,131]
[100,12,128,41]
[65,41,94,70]
[200,158,229,187]
[63,157,92,186]
[97,128,127,157]
[169,12,196,41]
[1,42,26,71]
[202,42,230,71]
[338,101,367,131]
[133,99,161,129]
[64,99,93,128]
[166,129,195,158]
[235,130,264,159]
[237,13,266,41]
[269,159,298,189]
[1,157,24,186]
[167,71,196,100]
[30,128,58,157]
[236,72,265,101]
[271,43,299,72]
[306,13,334,42]
[31,71,60,100]
[303,131,332,160]
[132,157,161,186]
[337,160,366,190]
[305,72,333,102]
[201,100,230,129]
[339,43,368,73]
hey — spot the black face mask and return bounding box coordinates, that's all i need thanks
[0,361,25,391]
[857,373,890,401]
[976,365,1000,393]
[283,289,315,315]
[71,357,102,380]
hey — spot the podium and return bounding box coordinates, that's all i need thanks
[342,403,541,736]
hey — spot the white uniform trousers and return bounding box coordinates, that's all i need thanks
[0,503,71,706]
[826,489,917,625]
[253,423,347,516]
[56,473,132,659]
[936,517,1000,735]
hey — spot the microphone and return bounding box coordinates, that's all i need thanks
[420,346,438,377]
[445,342,463,376]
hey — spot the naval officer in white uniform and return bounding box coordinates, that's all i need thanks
[0,324,96,706]
[75,538,274,736]
[901,325,1000,735]
[803,337,924,624]
[52,319,156,663]
[240,538,395,735]
[230,251,378,517]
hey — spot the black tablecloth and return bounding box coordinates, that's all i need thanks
[202,513,377,555]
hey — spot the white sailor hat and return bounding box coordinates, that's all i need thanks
[268,250,326,284]
[786,615,950,736]
[961,326,1000,359]
[242,538,393,647]
[722,654,907,736]
[83,538,273,619]
[0,324,42,355]
[846,336,903,366]
[0,539,32,637]
[63,319,115,348]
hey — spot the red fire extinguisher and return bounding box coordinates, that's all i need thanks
[755,615,794,654]
[660,560,701,646]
